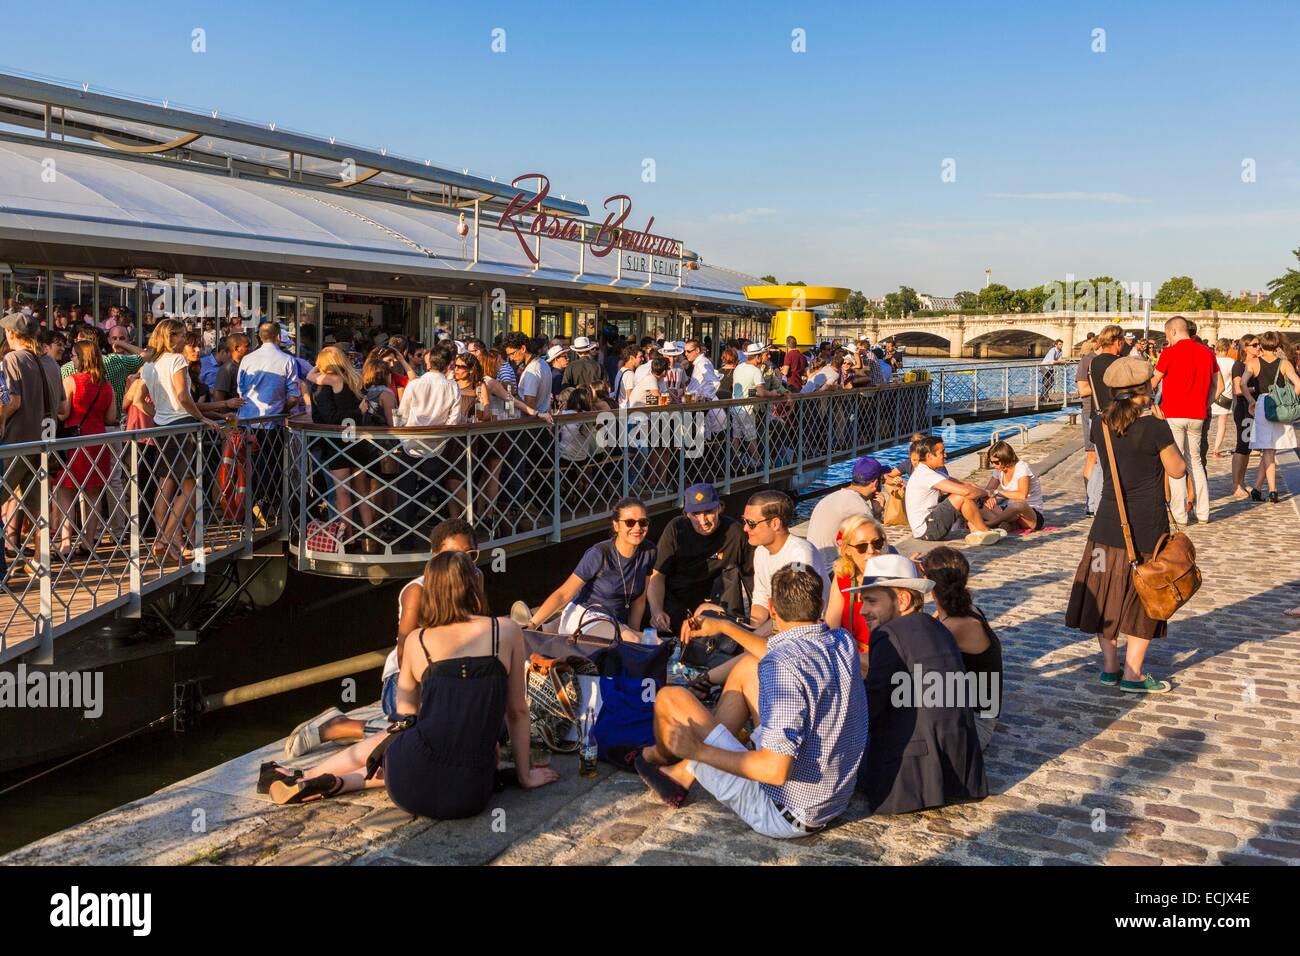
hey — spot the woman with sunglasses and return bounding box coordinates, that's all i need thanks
[525,497,657,641]
[451,352,489,422]
[1229,335,1260,498]
[824,514,894,653]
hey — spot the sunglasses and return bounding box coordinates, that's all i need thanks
[453,363,468,370]
[847,539,886,554]
[742,516,773,530]
[618,518,650,529]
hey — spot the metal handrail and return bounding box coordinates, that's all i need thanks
[0,383,933,665]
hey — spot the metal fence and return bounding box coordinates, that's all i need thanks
[0,416,287,665]
[286,381,932,577]
[0,383,930,664]
[925,360,1080,420]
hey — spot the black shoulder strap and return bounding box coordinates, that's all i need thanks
[416,628,435,667]
[491,616,499,656]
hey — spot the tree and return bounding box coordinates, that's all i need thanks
[1155,276,1198,309]
[977,283,1013,314]
[882,286,922,318]
[786,279,807,287]
[758,275,778,285]
[1200,288,1230,310]
[840,290,868,321]
[1267,248,1300,315]
[954,291,978,310]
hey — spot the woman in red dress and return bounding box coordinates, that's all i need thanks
[53,340,117,557]
[823,514,892,653]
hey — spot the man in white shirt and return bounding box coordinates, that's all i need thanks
[730,342,779,463]
[904,436,1005,546]
[1040,338,1065,395]
[397,347,465,543]
[807,457,887,568]
[503,331,552,415]
[683,338,724,435]
[237,321,302,527]
[612,344,643,407]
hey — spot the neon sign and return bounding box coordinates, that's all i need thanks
[496,173,682,266]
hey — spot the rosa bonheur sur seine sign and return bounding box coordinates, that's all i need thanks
[496,173,683,277]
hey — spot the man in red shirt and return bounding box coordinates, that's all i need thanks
[1151,316,1221,524]
[780,335,807,390]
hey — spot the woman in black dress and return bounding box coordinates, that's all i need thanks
[307,345,368,546]
[268,551,559,810]
[1066,357,1187,694]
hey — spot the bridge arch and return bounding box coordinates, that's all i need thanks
[964,328,1056,359]
[892,331,951,357]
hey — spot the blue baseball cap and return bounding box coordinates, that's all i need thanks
[852,457,886,485]
[683,483,722,513]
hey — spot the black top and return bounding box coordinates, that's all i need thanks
[1089,414,1176,554]
[963,608,1004,719]
[1086,352,1120,411]
[1254,357,1281,397]
[653,514,749,607]
[563,355,608,389]
[311,382,363,425]
[383,618,508,820]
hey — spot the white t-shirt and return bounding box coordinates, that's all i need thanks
[518,356,552,414]
[800,366,837,393]
[751,532,828,614]
[904,463,949,538]
[381,577,423,682]
[140,352,191,425]
[998,460,1043,511]
[613,366,637,406]
[1041,347,1063,364]
[731,362,764,399]
[627,374,661,408]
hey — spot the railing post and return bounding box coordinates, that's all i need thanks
[938,370,946,422]
[1004,366,1010,414]
[127,437,141,618]
[972,368,979,416]
[722,402,732,493]
[1034,365,1041,410]
[762,400,771,485]
[242,424,254,553]
[852,389,862,452]
[190,424,206,583]
[825,395,833,468]
[295,430,309,570]
[550,420,562,542]
[36,447,53,664]
[621,417,631,496]
[465,434,477,526]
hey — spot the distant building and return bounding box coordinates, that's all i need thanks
[918,294,959,311]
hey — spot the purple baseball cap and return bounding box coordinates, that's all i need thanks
[683,483,722,513]
[852,457,886,485]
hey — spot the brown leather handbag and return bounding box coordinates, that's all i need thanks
[1101,422,1202,620]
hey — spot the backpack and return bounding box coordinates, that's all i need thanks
[1263,368,1299,423]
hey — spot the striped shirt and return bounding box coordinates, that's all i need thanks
[758,622,868,826]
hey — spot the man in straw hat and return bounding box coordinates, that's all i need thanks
[849,554,988,814]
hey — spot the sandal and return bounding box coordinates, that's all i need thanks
[634,754,689,809]
[257,761,303,795]
[605,744,642,774]
[686,670,718,703]
[269,772,343,805]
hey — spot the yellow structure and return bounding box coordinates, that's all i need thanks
[742,285,849,347]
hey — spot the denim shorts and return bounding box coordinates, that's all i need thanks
[380,673,400,721]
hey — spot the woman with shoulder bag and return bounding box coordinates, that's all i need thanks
[1065,357,1188,694]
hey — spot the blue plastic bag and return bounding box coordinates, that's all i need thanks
[593,674,657,761]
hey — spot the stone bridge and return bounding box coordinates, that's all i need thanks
[820,311,1297,358]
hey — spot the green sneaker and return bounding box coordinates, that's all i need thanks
[1120,674,1172,694]
[1099,670,1122,686]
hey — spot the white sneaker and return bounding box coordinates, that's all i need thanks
[509,600,532,626]
[964,530,1002,546]
[284,707,345,758]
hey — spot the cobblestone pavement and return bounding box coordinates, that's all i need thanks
[6,423,1298,866]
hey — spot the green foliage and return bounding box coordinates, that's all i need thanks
[1266,248,1300,315]
[882,286,922,318]
[1155,276,1198,309]
[758,275,778,285]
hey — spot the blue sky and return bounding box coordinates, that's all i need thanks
[8,0,1299,296]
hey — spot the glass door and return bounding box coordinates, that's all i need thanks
[275,292,323,358]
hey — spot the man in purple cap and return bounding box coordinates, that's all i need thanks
[644,482,751,634]
[806,456,888,569]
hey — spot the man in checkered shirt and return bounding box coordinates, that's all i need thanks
[630,566,867,838]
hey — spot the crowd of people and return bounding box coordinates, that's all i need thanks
[266,477,999,839]
[0,302,915,572]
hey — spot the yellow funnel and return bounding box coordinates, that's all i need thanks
[743,285,849,347]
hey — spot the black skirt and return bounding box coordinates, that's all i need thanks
[1065,540,1167,642]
